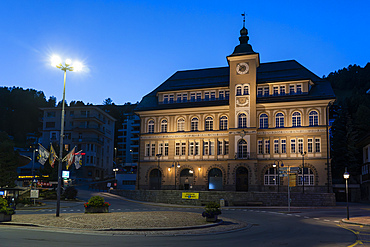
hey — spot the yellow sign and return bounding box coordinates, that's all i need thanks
[289,174,297,187]
[182,192,199,200]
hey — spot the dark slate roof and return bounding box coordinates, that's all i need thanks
[135,60,335,111]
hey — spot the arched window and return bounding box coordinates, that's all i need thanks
[243,85,249,95]
[264,167,278,185]
[292,112,301,127]
[219,116,228,130]
[161,119,168,133]
[236,86,242,96]
[205,116,213,131]
[238,139,248,159]
[298,168,314,185]
[148,120,154,133]
[275,113,285,128]
[259,113,268,129]
[177,118,185,132]
[191,117,199,131]
[309,111,319,126]
[238,113,247,128]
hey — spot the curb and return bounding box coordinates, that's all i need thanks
[341,219,370,227]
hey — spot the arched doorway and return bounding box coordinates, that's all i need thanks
[208,168,223,190]
[180,168,194,190]
[236,166,248,191]
[149,169,161,190]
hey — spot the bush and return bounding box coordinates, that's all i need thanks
[84,196,110,208]
[63,186,78,200]
[202,201,221,218]
[0,197,15,215]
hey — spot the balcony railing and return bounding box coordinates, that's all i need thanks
[72,138,104,145]
[235,152,257,159]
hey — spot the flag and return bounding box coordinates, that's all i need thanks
[74,150,83,170]
[38,144,50,165]
[63,146,76,170]
[49,144,58,168]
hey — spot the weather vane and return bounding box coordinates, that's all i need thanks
[241,12,246,28]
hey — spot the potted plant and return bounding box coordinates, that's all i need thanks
[84,196,110,213]
[202,201,221,222]
[0,197,15,222]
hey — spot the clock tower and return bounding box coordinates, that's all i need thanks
[227,23,260,158]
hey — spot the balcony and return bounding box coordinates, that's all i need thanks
[73,126,104,135]
[72,138,104,146]
[235,152,257,160]
[72,115,105,124]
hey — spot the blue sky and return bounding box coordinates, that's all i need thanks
[1,1,369,105]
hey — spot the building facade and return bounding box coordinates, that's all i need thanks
[135,25,335,192]
[40,106,116,182]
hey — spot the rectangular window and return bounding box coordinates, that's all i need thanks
[315,138,321,152]
[151,143,155,156]
[297,85,302,94]
[181,142,186,156]
[163,94,169,104]
[176,94,182,103]
[274,139,279,153]
[203,141,209,155]
[273,86,279,96]
[182,93,188,102]
[298,138,303,154]
[159,143,164,155]
[224,141,229,155]
[289,85,295,94]
[169,94,174,103]
[195,141,199,155]
[217,140,223,155]
[258,140,263,154]
[308,138,313,153]
[46,111,56,117]
[175,143,180,156]
[219,91,224,100]
[210,141,215,155]
[257,87,263,97]
[225,90,230,100]
[281,139,286,153]
[196,92,202,101]
[190,92,196,102]
[280,86,286,95]
[204,92,210,101]
[264,87,269,96]
[264,140,270,154]
[210,91,216,100]
[145,143,150,156]
[164,143,169,156]
[291,139,296,153]
[46,122,55,128]
[189,142,194,155]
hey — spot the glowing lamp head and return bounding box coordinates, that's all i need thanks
[65,59,72,66]
[51,55,62,67]
[73,61,83,72]
[343,172,350,179]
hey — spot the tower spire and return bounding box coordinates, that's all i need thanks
[242,12,246,28]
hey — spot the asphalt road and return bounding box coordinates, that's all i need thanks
[3,188,369,247]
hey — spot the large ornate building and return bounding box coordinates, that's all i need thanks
[135,24,335,192]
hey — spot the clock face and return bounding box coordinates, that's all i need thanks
[236,62,249,75]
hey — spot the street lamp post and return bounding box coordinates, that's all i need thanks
[156,154,162,190]
[51,56,83,217]
[343,168,350,220]
[273,160,283,192]
[300,151,307,194]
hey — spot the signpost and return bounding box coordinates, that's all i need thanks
[278,166,300,212]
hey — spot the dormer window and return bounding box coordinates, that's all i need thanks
[264,87,269,96]
[225,90,230,99]
[177,94,182,103]
[163,95,169,104]
[273,86,279,96]
[210,91,216,100]
[196,92,201,101]
[169,94,174,103]
[219,91,225,100]
[204,92,210,101]
[280,86,286,95]
[289,85,295,94]
[296,85,302,94]
[257,87,263,97]
[190,92,196,102]
[182,93,188,102]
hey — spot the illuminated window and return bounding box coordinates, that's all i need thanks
[191,117,199,131]
[205,116,213,131]
[309,111,319,126]
[219,116,228,130]
[148,120,154,133]
[238,113,247,128]
[238,139,248,158]
[275,113,284,128]
[264,168,278,185]
[161,119,167,133]
[292,112,301,127]
[177,118,185,132]
[259,114,268,129]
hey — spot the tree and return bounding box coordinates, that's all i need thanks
[0,132,19,187]
[103,98,114,105]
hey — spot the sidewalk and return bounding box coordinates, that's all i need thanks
[342,216,370,226]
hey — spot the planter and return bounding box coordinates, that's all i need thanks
[0,213,12,222]
[206,215,218,222]
[84,207,109,213]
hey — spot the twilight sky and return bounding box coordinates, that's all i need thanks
[1,1,369,105]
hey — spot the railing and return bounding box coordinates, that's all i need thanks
[72,138,104,145]
[235,152,257,159]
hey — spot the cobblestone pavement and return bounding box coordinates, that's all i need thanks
[7,211,248,235]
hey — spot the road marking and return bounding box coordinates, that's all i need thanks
[117,209,121,210]
[334,221,340,223]
[324,219,330,222]
[304,216,309,219]
[295,215,301,217]
[261,211,266,213]
[243,210,247,211]
[314,218,320,220]
[287,214,292,216]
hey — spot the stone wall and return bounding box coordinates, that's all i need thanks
[112,190,336,206]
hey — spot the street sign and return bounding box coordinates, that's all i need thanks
[279,170,287,174]
[182,192,199,200]
[30,189,39,199]
[289,174,297,187]
[290,167,300,172]
[279,174,288,177]
[279,167,289,171]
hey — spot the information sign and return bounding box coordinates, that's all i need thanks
[30,189,39,199]
[289,174,297,187]
[182,192,199,200]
